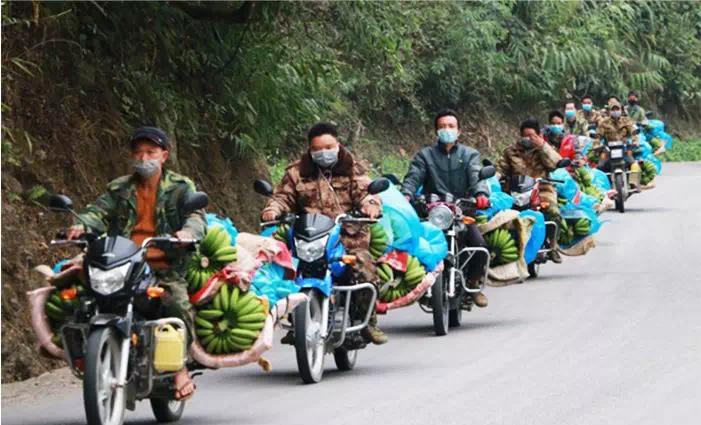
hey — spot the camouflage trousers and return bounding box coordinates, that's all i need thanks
[340,223,379,321]
[153,269,195,348]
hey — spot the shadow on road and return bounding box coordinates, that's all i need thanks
[381,317,527,337]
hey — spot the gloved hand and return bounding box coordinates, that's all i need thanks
[475,195,490,210]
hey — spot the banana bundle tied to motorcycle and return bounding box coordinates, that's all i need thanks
[194,284,268,354]
[186,226,238,293]
[640,159,657,186]
[44,284,83,347]
[377,254,426,302]
[574,167,604,202]
[369,223,389,259]
[484,228,519,267]
[559,217,591,245]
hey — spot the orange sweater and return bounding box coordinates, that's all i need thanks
[130,185,169,269]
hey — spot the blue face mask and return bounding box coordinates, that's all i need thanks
[565,110,576,119]
[437,128,459,144]
[582,104,593,112]
[548,124,564,135]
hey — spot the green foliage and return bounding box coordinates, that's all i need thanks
[3,0,700,164]
[660,139,701,162]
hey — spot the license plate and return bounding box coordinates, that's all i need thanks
[611,150,623,159]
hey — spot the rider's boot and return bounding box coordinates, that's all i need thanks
[280,331,294,345]
[468,278,488,308]
[549,249,563,264]
[362,311,388,345]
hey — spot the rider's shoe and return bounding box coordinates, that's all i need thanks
[280,331,294,345]
[471,292,488,308]
[362,314,388,345]
[549,249,563,264]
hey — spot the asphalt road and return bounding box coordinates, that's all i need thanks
[3,162,700,425]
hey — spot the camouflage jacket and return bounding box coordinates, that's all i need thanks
[497,141,562,192]
[573,109,602,135]
[594,116,638,149]
[625,104,647,123]
[262,146,380,220]
[76,169,206,239]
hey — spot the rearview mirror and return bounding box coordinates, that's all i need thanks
[367,177,390,195]
[645,111,654,119]
[482,159,494,167]
[253,180,274,197]
[556,158,572,168]
[48,194,74,212]
[478,165,496,180]
[181,191,209,213]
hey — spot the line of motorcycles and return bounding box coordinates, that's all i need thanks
[37,139,648,424]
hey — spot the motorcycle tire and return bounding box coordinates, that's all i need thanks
[150,399,185,423]
[333,347,358,371]
[294,289,326,384]
[449,307,462,328]
[615,173,625,213]
[431,272,449,336]
[84,327,126,425]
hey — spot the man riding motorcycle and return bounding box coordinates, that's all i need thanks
[66,126,206,401]
[593,99,639,174]
[260,122,386,344]
[574,94,601,135]
[625,90,647,124]
[497,118,564,263]
[400,109,491,307]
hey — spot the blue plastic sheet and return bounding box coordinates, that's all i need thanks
[414,222,448,271]
[486,176,502,194]
[591,168,611,191]
[645,119,673,149]
[480,192,514,219]
[519,210,545,265]
[52,259,71,274]
[550,168,580,202]
[560,202,602,247]
[206,213,238,246]
[378,185,422,253]
[250,263,300,307]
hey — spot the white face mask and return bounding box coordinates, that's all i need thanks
[310,148,339,168]
[131,158,162,177]
[610,110,622,119]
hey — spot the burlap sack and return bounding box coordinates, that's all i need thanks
[479,210,534,286]
[559,235,596,256]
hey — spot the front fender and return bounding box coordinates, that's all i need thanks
[295,275,332,297]
[90,313,132,337]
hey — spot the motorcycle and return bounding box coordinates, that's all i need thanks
[598,139,640,213]
[412,164,496,336]
[253,177,389,384]
[44,191,208,425]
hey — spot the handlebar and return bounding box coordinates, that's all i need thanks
[50,235,199,249]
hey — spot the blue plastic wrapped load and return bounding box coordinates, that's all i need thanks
[560,202,602,247]
[550,168,580,202]
[206,213,238,246]
[645,119,673,149]
[519,210,546,265]
[414,222,448,271]
[378,185,422,253]
[250,262,300,307]
[480,192,514,219]
[486,176,502,194]
[52,259,71,274]
[591,168,611,191]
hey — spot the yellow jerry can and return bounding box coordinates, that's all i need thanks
[153,324,186,372]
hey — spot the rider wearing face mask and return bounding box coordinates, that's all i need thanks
[593,99,639,172]
[261,122,387,344]
[625,90,647,124]
[66,126,206,401]
[498,118,564,263]
[575,94,601,135]
[544,110,567,149]
[401,109,491,307]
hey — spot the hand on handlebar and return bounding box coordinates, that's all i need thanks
[360,198,381,219]
[475,195,490,210]
[66,225,84,240]
[261,210,277,222]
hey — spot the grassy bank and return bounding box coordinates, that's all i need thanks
[661,139,701,162]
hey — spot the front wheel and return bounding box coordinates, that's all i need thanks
[294,290,326,384]
[431,272,449,336]
[83,327,126,425]
[448,307,462,328]
[333,347,358,371]
[150,399,185,423]
[614,173,625,213]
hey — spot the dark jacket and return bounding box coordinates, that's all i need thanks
[401,142,490,199]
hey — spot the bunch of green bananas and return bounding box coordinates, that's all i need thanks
[44,286,83,346]
[273,224,290,244]
[572,218,591,236]
[649,137,663,152]
[558,196,568,207]
[369,223,389,259]
[574,167,604,202]
[640,160,657,185]
[485,228,519,266]
[186,226,237,293]
[476,214,489,225]
[377,255,426,302]
[194,284,267,354]
[559,220,575,245]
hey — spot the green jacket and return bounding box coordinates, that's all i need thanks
[76,169,206,239]
[625,104,647,123]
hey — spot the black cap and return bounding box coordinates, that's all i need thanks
[628,90,638,97]
[130,126,170,150]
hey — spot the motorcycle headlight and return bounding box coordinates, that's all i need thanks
[89,263,130,295]
[295,236,328,262]
[428,205,454,230]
